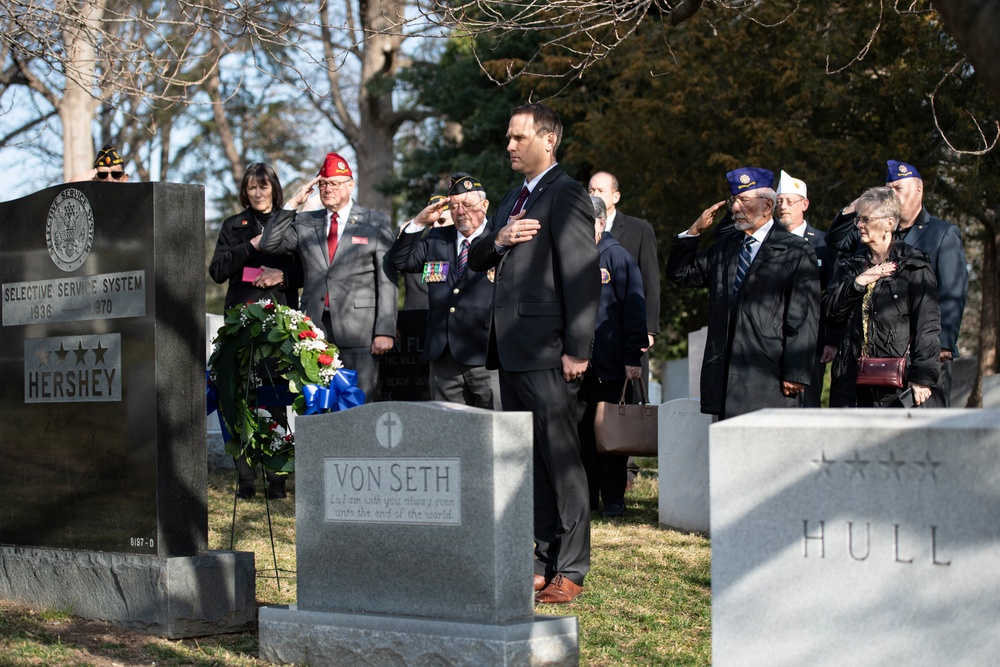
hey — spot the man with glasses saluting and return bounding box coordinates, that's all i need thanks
[666,166,820,419]
[260,152,397,401]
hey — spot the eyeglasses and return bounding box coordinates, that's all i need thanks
[727,195,765,209]
[449,198,483,211]
[856,215,891,226]
[96,171,125,180]
[776,197,804,207]
[318,179,353,190]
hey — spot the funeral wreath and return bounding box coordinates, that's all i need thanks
[208,299,362,473]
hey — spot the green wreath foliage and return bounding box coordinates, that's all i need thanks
[208,300,341,473]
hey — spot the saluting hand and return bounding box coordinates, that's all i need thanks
[686,201,727,236]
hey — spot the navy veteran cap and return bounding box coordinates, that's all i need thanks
[94,144,124,168]
[886,160,921,182]
[448,175,485,196]
[726,166,774,195]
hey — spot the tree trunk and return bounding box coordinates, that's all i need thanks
[355,0,406,214]
[968,206,999,406]
[208,30,244,191]
[932,0,1000,105]
[59,0,106,180]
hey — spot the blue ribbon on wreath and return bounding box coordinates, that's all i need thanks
[302,368,366,414]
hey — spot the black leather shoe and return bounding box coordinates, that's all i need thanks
[602,502,625,518]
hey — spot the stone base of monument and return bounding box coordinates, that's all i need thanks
[0,547,255,638]
[259,604,579,667]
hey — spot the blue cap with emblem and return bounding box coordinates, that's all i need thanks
[726,167,774,195]
[886,160,921,182]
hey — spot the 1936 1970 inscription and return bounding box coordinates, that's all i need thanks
[324,457,461,525]
[2,270,146,326]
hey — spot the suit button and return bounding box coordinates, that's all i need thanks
[453,288,460,294]
[449,307,456,313]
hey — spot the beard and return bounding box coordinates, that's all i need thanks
[734,217,753,231]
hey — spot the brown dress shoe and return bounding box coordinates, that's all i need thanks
[533,574,548,592]
[534,574,583,604]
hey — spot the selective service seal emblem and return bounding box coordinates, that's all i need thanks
[46,188,95,272]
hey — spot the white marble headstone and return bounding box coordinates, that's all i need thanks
[712,408,1000,667]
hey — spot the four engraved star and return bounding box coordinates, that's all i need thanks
[92,340,108,365]
[812,448,941,484]
[844,450,871,480]
[73,341,89,365]
[37,339,113,368]
[913,451,942,483]
[878,450,907,482]
[811,451,838,477]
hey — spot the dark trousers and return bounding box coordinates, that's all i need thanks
[429,346,500,409]
[578,372,630,509]
[803,357,827,408]
[499,367,590,586]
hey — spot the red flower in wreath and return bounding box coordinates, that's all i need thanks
[318,353,334,366]
[298,330,318,340]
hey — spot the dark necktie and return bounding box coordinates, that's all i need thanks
[733,236,756,297]
[456,239,470,282]
[327,212,340,263]
[325,212,339,307]
[512,186,530,215]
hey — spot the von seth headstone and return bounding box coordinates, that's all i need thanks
[712,408,1000,667]
[0,183,254,637]
[259,401,579,667]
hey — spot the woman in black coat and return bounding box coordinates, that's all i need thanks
[823,187,941,408]
[210,163,302,498]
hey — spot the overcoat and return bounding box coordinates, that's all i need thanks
[666,223,820,418]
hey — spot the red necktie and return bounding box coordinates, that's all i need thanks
[512,186,530,215]
[325,213,339,307]
[327,212,340,263]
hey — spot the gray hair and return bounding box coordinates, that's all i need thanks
[756,187,777,212]
[856,186,902,232]
[590,195,607,221]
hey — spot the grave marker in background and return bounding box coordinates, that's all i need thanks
[712,408,1000,666]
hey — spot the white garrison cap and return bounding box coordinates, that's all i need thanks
[776,170,807,198]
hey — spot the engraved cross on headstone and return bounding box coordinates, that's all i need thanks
[376,412,402,449]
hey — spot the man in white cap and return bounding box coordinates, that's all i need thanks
[774,170,838,407]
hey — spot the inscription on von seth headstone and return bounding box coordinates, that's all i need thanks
[712,409,1000,667]
[0,182,206,555]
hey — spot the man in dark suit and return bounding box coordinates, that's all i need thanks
[259,153,397,401]
[389,176,499,408]
[825,160,968,407]
[774,170,838,407]
[468,103,601,604]
[666,167,820,420]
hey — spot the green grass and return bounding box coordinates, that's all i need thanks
[0,466,711,666]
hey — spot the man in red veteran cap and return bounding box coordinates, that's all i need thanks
[665,166,820,419]
[259,152,398,400]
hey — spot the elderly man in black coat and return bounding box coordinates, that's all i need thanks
[666,167,820,420]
